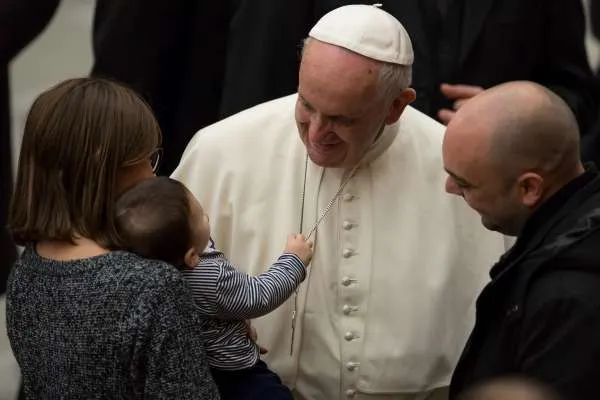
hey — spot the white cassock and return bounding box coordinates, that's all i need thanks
[172,94,507,400]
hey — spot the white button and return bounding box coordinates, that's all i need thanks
[346,361,360,371]
[341,276,355,286]
[346,388,357,397]
[342,248,354,258]
[342,221,354,230]
[343,193,354,202]
[342,304,353,315]
[344,331,355,341]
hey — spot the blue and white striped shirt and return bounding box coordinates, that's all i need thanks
[181,251,306,370]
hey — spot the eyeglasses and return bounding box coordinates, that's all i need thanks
[150,148,163,173]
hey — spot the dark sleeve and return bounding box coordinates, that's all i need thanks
[516,297,600,400]
[536,0,600,133]
[142,277,220,399]
[218,0,314,118]
[0,0,60,64]
[90,0,200,119]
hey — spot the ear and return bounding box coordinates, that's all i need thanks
[517,173,544,208]
[183,247,199,270]
[385,88,417,125]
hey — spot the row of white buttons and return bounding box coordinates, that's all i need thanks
[342,192,358,399]
[341,276,357,286]
[342,220,355,230]
[346,361,360,371]
[342,304,359,315]
[342,248,355,258]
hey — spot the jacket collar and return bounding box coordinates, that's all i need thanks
[490,164,599,279]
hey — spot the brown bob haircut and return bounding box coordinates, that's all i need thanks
[115,177,194,267]
[8,77,161,248]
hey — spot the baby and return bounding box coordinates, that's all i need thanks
[115,176,313,400]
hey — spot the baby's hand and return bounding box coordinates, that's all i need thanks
[285,234,313,266]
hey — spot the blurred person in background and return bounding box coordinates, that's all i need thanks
[90,0,314,175]
[0,0,60,296]
[312,0,600,131]
[90,0,599,174]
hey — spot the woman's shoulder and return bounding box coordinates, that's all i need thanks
[111,253,200,325]
[108,251,189,290]
[88,251,196,316]
[111,250,178,274]
[17,246,186,293]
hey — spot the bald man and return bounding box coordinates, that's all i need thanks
[443,81,600,400]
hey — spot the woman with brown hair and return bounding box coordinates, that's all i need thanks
[6,77,219,399]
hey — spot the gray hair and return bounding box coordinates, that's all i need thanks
[377,62,412,104]
[301,38,412,104]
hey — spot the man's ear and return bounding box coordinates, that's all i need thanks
[385,88,416,125]
[517,172,544,208]
[183,248,199,270]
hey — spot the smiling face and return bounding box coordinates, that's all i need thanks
[295,40,402,168]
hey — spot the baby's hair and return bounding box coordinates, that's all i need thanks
[458,377,560,400]
[116,177,193,267]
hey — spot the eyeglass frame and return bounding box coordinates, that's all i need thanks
[150,147,163,173]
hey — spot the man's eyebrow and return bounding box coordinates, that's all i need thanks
[298,94,313,108]
[444,168,476,187]
[298,94,356,121]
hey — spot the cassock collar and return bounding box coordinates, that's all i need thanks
[358,120,399,166]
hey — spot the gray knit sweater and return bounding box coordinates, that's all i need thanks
[7,246,220,399]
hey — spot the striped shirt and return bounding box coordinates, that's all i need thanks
[182,251,306,370]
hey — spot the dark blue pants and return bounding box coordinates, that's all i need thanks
[210,360,293,400]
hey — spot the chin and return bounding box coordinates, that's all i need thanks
[482,218,517,236]
[481,217,502,233]
[307,147,345,168]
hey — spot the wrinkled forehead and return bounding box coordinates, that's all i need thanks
[299,41,380,114]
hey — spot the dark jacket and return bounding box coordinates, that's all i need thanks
[450,166,600,400]
[91,0,313,175]
[0,0,60,293]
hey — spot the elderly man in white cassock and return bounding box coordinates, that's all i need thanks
[173,4,507,400]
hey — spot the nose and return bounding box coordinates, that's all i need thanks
[445,176,462,196]
[307,114,331,143]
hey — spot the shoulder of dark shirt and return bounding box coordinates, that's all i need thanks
[524,229,600,313]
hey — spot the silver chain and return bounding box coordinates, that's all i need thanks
[305,160,362,240]
[290,153,363,355]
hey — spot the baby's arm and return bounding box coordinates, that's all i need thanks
[184,252,306,320]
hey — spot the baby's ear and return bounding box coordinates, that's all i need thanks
[183,248,199,270]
